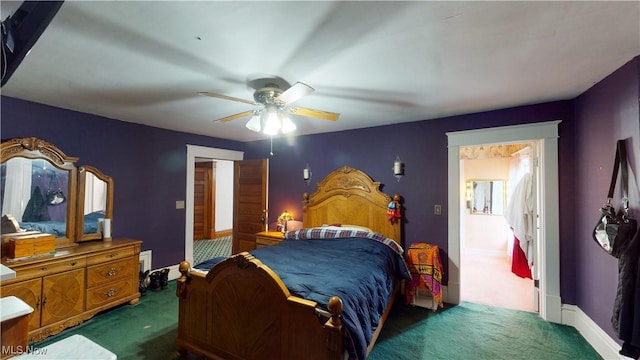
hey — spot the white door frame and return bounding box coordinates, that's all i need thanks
[185,145,243,265]
[446,121,562,323]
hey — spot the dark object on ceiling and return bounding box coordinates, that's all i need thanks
[1,1,64,87]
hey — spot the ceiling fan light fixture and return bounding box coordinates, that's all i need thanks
[245,112,262,132]
[205,76,337,136]
[281,115,296,134]
[262,105,281,135]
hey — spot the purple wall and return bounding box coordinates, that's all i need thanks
[245,101,575,288]
[1,55,638,345]
[574,57,640,341]
[0,97,244,267]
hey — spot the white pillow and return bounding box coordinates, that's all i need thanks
[321,224,373,233]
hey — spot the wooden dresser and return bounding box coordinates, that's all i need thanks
[0,238,141,342]
[255,231,284,248]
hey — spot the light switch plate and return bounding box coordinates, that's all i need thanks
[434,204,442,215]
[176,200,185,209]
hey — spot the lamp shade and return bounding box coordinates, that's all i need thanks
[245,105,298,136]
[281,115,296,133]
[245,113,262,132]
[262,105,281,135]
[277,210,294,233]
[278,210,293,222]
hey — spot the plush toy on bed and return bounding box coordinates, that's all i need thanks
[387,194,402,224]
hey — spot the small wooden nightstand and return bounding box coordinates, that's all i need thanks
[255,231,284,248]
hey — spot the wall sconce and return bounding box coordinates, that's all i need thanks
[393,156,404,182]
[303,163,312,184]
[277,210,294,234]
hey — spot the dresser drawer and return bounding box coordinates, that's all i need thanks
[256,237,282,247]
[255,231,284,248]
[87,258,136,288]
[6,257,86,284]
[86,247,135,266]
[85,278,135,310]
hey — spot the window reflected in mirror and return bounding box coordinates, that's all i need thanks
[467,179,505,215]
[77,165,113,242]
[1,157,70,237]
[83,171,107,233]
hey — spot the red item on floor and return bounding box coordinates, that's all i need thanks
[511,236,532,279]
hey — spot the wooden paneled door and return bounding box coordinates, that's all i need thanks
[232,159,268,254]
[194,161,216,240]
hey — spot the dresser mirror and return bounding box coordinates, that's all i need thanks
[76,165,114,242]
[0,137,78,247]
[468,179,505,215]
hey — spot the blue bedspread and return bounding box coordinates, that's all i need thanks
[83,211,105,233]
[197,229,410,360]
[20,220,66,237]
[19,212,106,237]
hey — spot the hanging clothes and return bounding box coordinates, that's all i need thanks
[22,186,50,222]
[612,227,640,359]
[473,182,488,213]
[504,173,533,279]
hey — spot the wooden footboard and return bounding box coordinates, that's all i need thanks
[175,253,345,360]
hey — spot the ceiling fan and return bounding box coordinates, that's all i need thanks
[199,75,340,135]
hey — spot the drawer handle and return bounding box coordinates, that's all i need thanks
[106,268,117,276]
[69,261,77,266]
[39,267,47,272]
[105,289,117,297]
[107,253,117,258]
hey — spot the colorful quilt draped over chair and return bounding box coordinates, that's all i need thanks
[405,243,444,308]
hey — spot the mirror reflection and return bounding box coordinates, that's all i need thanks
[468,179,505,215]
[1,157,70,236]
[77,165,113,241]
[83,172,107,233]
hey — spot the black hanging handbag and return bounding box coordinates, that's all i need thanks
[593,139,637,258]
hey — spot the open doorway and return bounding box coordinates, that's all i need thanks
[459,142,535,312]
[447,121,562,323]
[192,158,234,265]
[185,145,243,266]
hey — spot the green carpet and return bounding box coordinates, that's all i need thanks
[369,302,602,360]
[34,285,180,359]
[32,282,601,360]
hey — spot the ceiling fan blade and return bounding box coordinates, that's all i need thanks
[277,82,314,105]
[199,91,257,105]
[215,110,255,123]
[288,107,340,121]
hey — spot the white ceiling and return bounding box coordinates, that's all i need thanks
[1,1,639,142]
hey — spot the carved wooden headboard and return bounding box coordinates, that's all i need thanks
[302,166,401,244]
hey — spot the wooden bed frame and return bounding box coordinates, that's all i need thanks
[175,166,402,359]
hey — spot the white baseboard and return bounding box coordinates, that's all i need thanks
[139,250,152,273]
[167,264,181,281]
[148,264,181,280]
[562,304,626,359]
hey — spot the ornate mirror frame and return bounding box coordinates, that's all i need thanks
[76,165,114,242]
[0,137,78,247]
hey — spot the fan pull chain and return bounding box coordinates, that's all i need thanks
[270,136,274,156]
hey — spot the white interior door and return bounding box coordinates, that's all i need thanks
[447,121,562,323]
[530,142,541,312]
